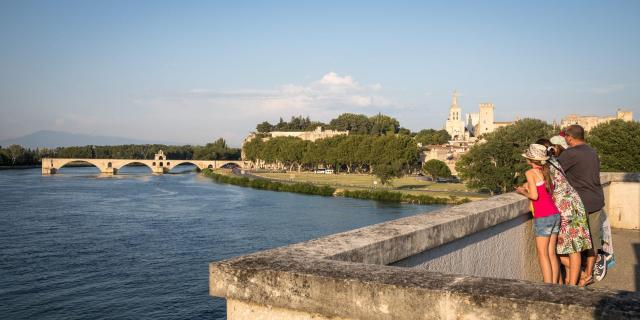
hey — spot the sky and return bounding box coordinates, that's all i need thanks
[1,0,639,146]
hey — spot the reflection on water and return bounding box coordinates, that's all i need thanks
[0,166,441,319]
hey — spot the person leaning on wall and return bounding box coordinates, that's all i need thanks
[558,124,607,285]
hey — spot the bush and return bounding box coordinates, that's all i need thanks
[202,169,335,196]
[422,159,451,180]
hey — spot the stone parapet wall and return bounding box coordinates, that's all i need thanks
[209,173,640,319]
[601,172,640,230]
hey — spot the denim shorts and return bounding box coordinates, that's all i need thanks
[534,214,560,236]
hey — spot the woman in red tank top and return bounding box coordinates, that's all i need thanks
[516,144,561,284]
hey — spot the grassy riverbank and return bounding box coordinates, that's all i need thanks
[252,171,486,200]
[202,169,334,196]
[202,169,470,205]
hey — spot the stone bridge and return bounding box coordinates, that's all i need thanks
[41,150,251,175]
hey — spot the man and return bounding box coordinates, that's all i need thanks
[559,124,606,285]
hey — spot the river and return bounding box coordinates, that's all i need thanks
[0,165,442,319]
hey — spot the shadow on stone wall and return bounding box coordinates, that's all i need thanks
[593,243,640,318]
[393,215,524,266]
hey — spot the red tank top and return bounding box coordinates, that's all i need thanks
[531,180,560,218]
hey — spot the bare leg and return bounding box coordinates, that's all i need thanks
[559,255,570,284]
[568,252,582,285]
[548,234,560,284]
[580,248,596,286]
[584,248,596,277]
[536,236,553,283]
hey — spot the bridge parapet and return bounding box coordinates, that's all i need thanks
[41,157,251,175]
[210,172,640,319]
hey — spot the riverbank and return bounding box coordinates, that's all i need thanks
[202,169,469,205]
[251,171,488,200]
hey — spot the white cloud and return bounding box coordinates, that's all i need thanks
[318,72,357,87]
[147,72,395,115]
[128,72,398,144]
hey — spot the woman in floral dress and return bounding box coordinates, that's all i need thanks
[537,138,592,286]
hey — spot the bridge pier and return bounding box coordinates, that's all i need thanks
[101,167,117,175]
[152,167,166,175]
[42,167,57,175]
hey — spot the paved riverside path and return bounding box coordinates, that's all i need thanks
[592,228,640,292]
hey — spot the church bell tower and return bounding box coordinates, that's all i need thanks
[445,90,465,141]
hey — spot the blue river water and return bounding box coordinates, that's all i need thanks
[0,166,441,319]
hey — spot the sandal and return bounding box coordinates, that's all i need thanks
[579,273,594,287]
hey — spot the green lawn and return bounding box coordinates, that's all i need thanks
[249,171,488,200]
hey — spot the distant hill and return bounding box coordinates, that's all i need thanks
[0,130,183,149]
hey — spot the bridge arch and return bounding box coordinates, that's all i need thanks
[114,161,154,172]
[167,161,204,172]
[219,162,242,169]
[56,159,102,172]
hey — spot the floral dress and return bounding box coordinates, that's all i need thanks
[549,158,593,254]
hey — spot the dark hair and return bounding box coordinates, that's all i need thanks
[535,138,557,157]
[565,125,585,141]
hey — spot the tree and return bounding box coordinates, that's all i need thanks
[398,127,412,136]
[588,119,640,172]
[329,113,371,134]
[456,119,555,195]
[415,129,451,145]
[369,114,400,135]
[423,159,451,180]
[373,162,403,185]
[256,121,274,133]
[7,144,25,166]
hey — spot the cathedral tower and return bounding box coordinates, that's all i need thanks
[445,90,466,140]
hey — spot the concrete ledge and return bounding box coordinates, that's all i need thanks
[600,172,640,185]
[264,193,530,265]
[210,253,640,319]
[210,190,640,319]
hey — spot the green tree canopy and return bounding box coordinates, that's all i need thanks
[193,138,240,160]
[256,121,274,133]
[243,133,419,179]
[415,129,451,145]
[329,113,371,134]
[7,144,25,166]
[423,159,451,180]
[587,119,640,172]
[369,114,400,135]
[456,118,555,195]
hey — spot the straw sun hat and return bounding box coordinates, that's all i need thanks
[521,144,549,162]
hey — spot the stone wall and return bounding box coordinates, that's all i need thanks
[209,173,640,319]
[601,172,640,230]
[393,214,542,281]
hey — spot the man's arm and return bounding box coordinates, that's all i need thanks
[558,149,576,172]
